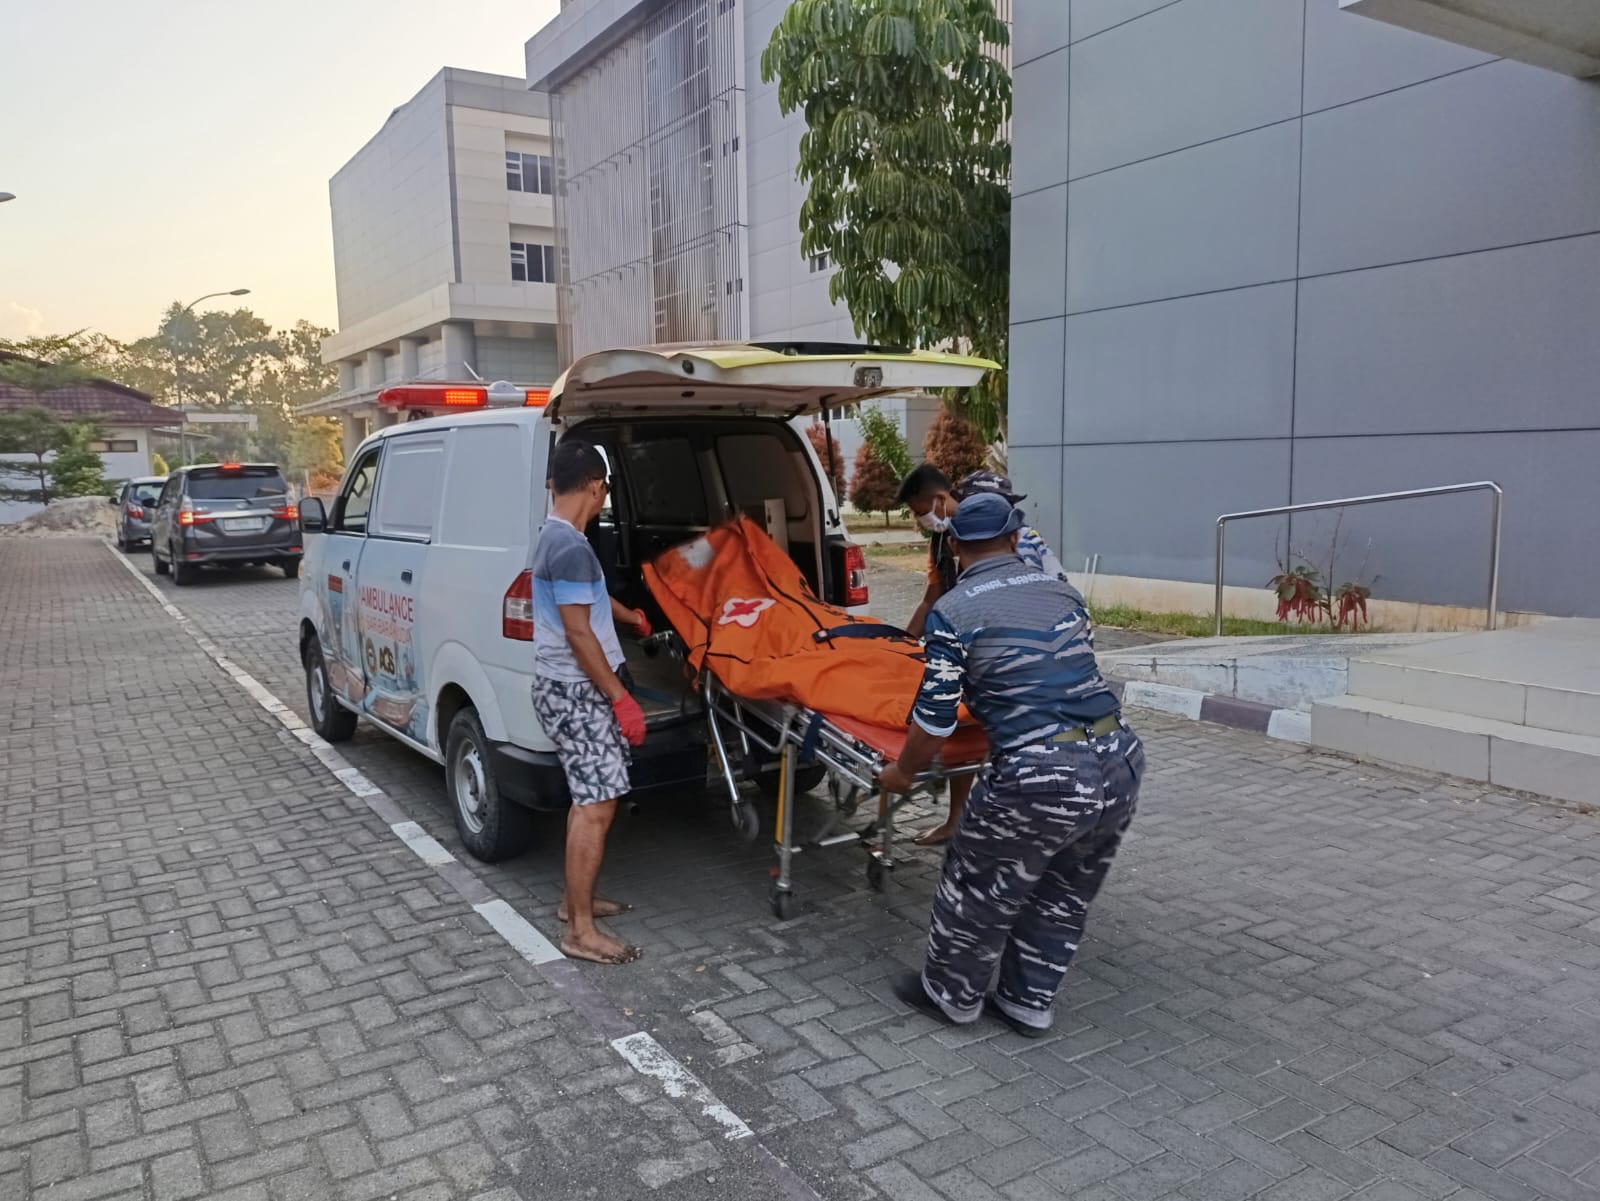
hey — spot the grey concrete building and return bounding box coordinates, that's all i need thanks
[522,0,1013,466]
[1008,0,1600,619]
[308,69,560,456]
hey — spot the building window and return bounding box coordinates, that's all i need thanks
[88,439,139,453]
[511,242,558,284]
[809,252,832,273]
[506,152,554,195]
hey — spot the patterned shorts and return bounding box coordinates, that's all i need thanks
[531,676,632,807]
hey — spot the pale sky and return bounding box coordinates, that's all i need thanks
[0,0,560,343]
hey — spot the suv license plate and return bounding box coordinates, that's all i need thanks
[222,517,266,533]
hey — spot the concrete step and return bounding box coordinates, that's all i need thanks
[1311,694,1600,805]
[1348,658,1600,737]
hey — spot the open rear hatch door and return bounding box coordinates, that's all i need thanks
[545,342,996,423]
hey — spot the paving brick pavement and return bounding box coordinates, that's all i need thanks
[0,540,825,1201]
[7,537,1600,1201]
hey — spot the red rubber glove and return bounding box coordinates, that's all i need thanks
[612,692,647,747]
[632,609,653,638]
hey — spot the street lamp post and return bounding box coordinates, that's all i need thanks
[173,288,250,465]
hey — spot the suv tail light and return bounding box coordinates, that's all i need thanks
[843,542,869,608]
[271,502,299,521]
[177,498,212,527]
[503,571,534,640]
[127,503,145,519]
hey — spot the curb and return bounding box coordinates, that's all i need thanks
[1107,677,1311,744]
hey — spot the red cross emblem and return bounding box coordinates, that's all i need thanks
[718,597,775,628]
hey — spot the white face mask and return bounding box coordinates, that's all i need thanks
[917,511,950,534]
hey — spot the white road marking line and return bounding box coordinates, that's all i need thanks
[392,821,456,867]
[472,899,565,965]
[611,1031,754,1142]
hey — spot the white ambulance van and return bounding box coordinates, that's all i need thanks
[295,342,992,862]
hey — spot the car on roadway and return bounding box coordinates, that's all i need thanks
[294,342,991,863]
[149,462,303,585]
[109,475,166,551]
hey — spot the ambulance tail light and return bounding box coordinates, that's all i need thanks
[503,570,535,641]
[843,542,869,608]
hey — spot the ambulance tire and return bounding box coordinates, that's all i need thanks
[303,634,357,743]
[446,708,533,862]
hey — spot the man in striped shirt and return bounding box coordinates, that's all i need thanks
[897,465,1070,846]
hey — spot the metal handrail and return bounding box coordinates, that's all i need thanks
[1214,481,1504,636]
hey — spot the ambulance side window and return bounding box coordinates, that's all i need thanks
[334,449,381,535]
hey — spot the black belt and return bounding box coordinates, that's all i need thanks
[1049,713,1123,744]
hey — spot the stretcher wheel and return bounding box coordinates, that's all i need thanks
[866,857,886,892]
[732,802,759,843]
[769,884,796,921]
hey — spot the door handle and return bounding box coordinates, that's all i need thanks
[342,560,351,571]
[400,570,413,583]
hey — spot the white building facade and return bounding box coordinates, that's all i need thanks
[522,0,1009,470]
[309,69,561,456]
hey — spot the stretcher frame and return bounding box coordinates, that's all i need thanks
[699,672,985,919]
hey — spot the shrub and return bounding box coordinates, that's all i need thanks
[805,422,846,497]
[850,441,902,527]
[924,408,988,482]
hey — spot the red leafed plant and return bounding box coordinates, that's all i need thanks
[1267,514,1379,631]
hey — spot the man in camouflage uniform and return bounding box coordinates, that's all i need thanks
[879,493,1144,1036]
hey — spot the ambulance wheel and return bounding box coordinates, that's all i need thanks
[866,857,886,892]
[756,763,827,800]
[303,634,357,743]
[446,708,533,862]
[732,802,759,843]
[769,884,796,921]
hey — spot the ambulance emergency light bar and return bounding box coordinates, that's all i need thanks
[376,382,550,410]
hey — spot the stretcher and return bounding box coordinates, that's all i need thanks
[639,518,994,916]
[698,670,990,919]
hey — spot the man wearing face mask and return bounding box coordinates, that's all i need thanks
[879,493,1142,1037]
[895,465,1069,845]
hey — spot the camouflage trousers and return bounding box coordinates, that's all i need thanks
[921,723,1144,1029]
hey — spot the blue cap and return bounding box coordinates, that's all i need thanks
[948,492,1025,542]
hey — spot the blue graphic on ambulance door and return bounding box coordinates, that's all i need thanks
[353,539,429,742]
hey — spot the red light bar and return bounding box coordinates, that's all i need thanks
[378,385,487,409]
[524,388,550,408]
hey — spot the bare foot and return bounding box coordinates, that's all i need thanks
[913,822,956,848]
[557,896,631,922]
[561,929,643,965]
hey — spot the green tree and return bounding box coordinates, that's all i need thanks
[0,408,68,503]
[762,0,1010,439]
[288,417,344,478]
[857,403,913,480]
[49,423,108,498]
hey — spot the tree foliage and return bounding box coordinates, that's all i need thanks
[857,403,913,481]
[805,422,847,497]
[762,0,1010,439]
[849,440,902,526]
[49,423,108,498]
[0,408,68,503]
[289,417,344,478]
[924,408,988,482]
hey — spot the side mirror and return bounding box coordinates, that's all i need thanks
[108,495,119,506]
[300,497,327,534]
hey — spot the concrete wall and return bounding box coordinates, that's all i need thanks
[330,74,455,331]
[1008,0,1600,617]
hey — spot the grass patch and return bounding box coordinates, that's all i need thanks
[1088,604,1358,638]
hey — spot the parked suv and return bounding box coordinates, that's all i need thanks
[295,342,992,862]
[109,475,166,550]
[150,463,302,585]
